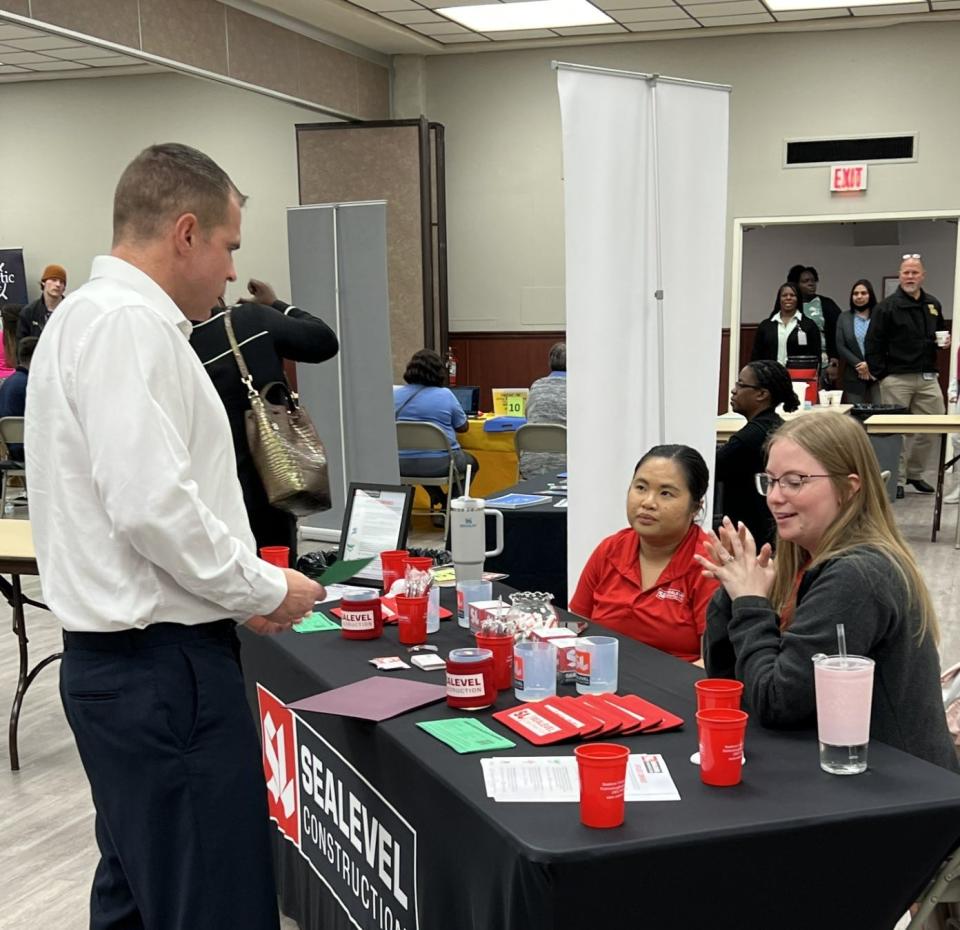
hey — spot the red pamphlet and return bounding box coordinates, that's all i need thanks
[492,703,582,746]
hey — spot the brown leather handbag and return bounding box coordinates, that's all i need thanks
[223,308,331,516]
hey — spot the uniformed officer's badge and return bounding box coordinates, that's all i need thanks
[929,304,938,315]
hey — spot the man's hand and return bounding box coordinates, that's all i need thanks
[239,278,278,306]
[262,569,324,627]
[245,615,292,635]
[855,361,870,380]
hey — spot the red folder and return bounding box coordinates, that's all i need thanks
[492,703,582,746]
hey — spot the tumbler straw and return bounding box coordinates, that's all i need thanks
[837,623,847,660]
[465,463,473,498]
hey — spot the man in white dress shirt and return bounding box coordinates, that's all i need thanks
[25,143,322,930]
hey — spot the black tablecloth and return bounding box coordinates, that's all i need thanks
[484,476,568,607]
[241,587,960,930]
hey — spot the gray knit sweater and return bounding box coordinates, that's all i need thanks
[704,547,959,772]
[519,374,566,479]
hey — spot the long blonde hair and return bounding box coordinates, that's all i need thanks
[766,413,938,643]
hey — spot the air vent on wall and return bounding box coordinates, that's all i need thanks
[785,135,915,167]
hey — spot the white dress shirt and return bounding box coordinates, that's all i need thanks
[25,256,287,633]
[775,312,800,366]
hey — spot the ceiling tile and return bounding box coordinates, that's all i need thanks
[5,35,82,50]
[850,2,926,12]
[0,51,54,63]
[687,0,764,14]
[697,11,773,22]
[46,45,127,60]
[552,22,629,31]
[407,20,474,31]
[596,0,684,8]
[485,27,559,37]
[24,59,90,70]
[626,17,700,27]
[381,8,445,20]
[773,8,850,17]
[84,54,141,66]
[931,0,960,8]
[0,25,43,40]
[615,5,694,20]
[420,0,500,8]
[431,31,491,39]
[349,0,424,10]
[0,64,27,72]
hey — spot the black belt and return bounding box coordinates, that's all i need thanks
[63,618,236,652]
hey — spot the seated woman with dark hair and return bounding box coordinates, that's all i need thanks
[394,348,479,512]
[569,445,719,663]
[699,413,957,771]
[715,360,798,548]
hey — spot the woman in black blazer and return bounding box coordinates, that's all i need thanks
[751,282,822,367]
[835,278,880,404]
[190,279,339,558]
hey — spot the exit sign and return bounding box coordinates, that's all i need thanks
[830,164,868,192]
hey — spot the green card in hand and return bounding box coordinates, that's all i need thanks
[317,557,375,586]
[293,612,341,633]
[417,718,515,754]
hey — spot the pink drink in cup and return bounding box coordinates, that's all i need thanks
[574,743,629,828]
[696,708,748,786]
[813,654,874,775]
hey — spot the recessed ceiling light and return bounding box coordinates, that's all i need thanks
[436,0,613,31]
[767,0,913,9]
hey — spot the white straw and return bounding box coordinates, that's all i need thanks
[464,463,473,498]
[836,623,847,658]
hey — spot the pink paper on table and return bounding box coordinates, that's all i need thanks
[286,677,448,722]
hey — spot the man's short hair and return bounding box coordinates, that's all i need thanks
[112,143,247,245]
[548,342,566,372]
[18,336,38,368]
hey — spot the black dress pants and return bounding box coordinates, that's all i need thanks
[60,620,280,930]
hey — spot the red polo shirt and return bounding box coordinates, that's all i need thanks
[569,524,719,663]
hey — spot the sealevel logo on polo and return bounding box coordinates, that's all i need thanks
[256,684,419,930]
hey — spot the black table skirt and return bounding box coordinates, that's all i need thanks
[241,587,960,930]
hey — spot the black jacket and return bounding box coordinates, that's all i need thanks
[864,287,946,380]
[17,297,52,342]
[189,300,338,541]
[751,313,822,365]
[713,408,781,549]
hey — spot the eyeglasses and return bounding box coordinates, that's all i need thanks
[902,253,922,260]
[755,472,835,496]
[734,380,761,391]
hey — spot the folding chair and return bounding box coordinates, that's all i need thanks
[396,422,463,537]
[906,844,960,929]
[514,423,567,481]
[0,417,25,518]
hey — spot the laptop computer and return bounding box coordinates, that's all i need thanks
[452,385,480,417]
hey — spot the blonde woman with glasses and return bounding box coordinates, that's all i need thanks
[697,412,957,771]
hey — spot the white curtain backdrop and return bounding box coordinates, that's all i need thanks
[556,63,730,601]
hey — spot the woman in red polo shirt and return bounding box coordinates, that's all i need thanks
[569,445,718,663]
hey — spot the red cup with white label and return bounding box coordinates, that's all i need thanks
[339,588,383,641]
[446,648,496,710]
[259,545,290,568]
[574,742,629,828]
[475,633,514,691]
[696,708,749,787]
[395,594,428,645]
[380,549,409,595]
[694,678,744,712]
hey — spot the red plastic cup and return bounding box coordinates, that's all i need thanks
[380,549,409,594]
[475,633,514,691]
[574,743,630,828]
[395,594,428,645]
[696,708,748,787]
[695,679,744,712]
[259,546,290,568]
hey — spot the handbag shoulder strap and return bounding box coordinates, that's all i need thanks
[395,385,426,417]
[223,307,258,401]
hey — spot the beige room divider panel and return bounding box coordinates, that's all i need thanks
[296,118,448,380]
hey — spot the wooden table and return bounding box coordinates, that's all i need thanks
[0,520,58,770]
[864,414,960,546]
[715,404,854,444]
